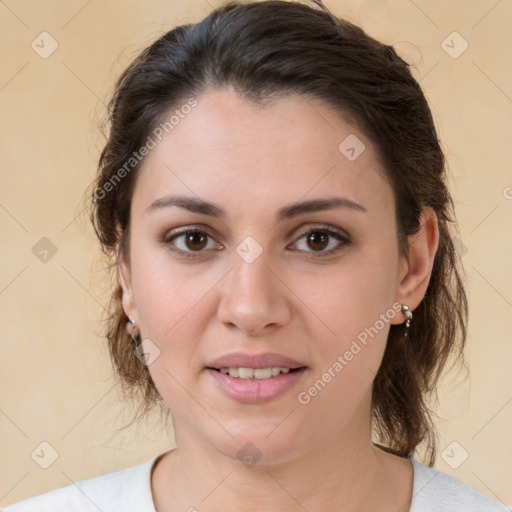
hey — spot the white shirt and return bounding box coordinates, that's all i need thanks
[3,455,508,511]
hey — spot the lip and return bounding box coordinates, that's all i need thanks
[206,367,307,404]
[206,351,306,370]
[205,351,308,404]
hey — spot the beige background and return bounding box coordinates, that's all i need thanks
[1,0,511,508]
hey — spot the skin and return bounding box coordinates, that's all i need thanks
[119,86,439,511]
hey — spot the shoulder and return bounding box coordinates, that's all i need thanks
[2,455,160,512]
[409,458,509,512]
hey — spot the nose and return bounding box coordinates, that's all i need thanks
[217,248,291,336]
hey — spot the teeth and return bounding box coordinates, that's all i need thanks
[238,367,254,379]
[218,367,295,379]
[254,368,272,379]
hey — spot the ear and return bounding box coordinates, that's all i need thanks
[391,207,439,324]
[117,249,138,325]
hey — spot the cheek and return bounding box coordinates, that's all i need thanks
[295,269,397,421]
[130,238,215,335]
[130,257,215,408]
[296,244,399,342]
[130,246,224,378]
[293,240,399,398]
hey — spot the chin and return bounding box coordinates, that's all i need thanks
[200,417,311,468]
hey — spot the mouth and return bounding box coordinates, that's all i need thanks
[205,352,308,404]
[208,366,303,379]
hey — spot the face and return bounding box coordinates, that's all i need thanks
[119,87,408,464]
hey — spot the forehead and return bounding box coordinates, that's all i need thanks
[133,87,392,216]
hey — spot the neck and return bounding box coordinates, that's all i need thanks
[162,440,381,511]
[150,400,411,511]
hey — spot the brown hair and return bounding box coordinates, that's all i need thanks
[88,0,467,466]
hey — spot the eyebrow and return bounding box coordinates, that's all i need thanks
[146,194,367,221]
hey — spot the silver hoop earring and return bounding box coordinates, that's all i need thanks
[401,304,413,331]
[126,316,141,345]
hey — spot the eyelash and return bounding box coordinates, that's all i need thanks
[162,225,352,260]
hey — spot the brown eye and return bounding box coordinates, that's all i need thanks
[183,231,208,251]
[306,231,329,251]
[163,228,222,259]
[290,226,351,258]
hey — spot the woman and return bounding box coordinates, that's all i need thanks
[5,1,507,510]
